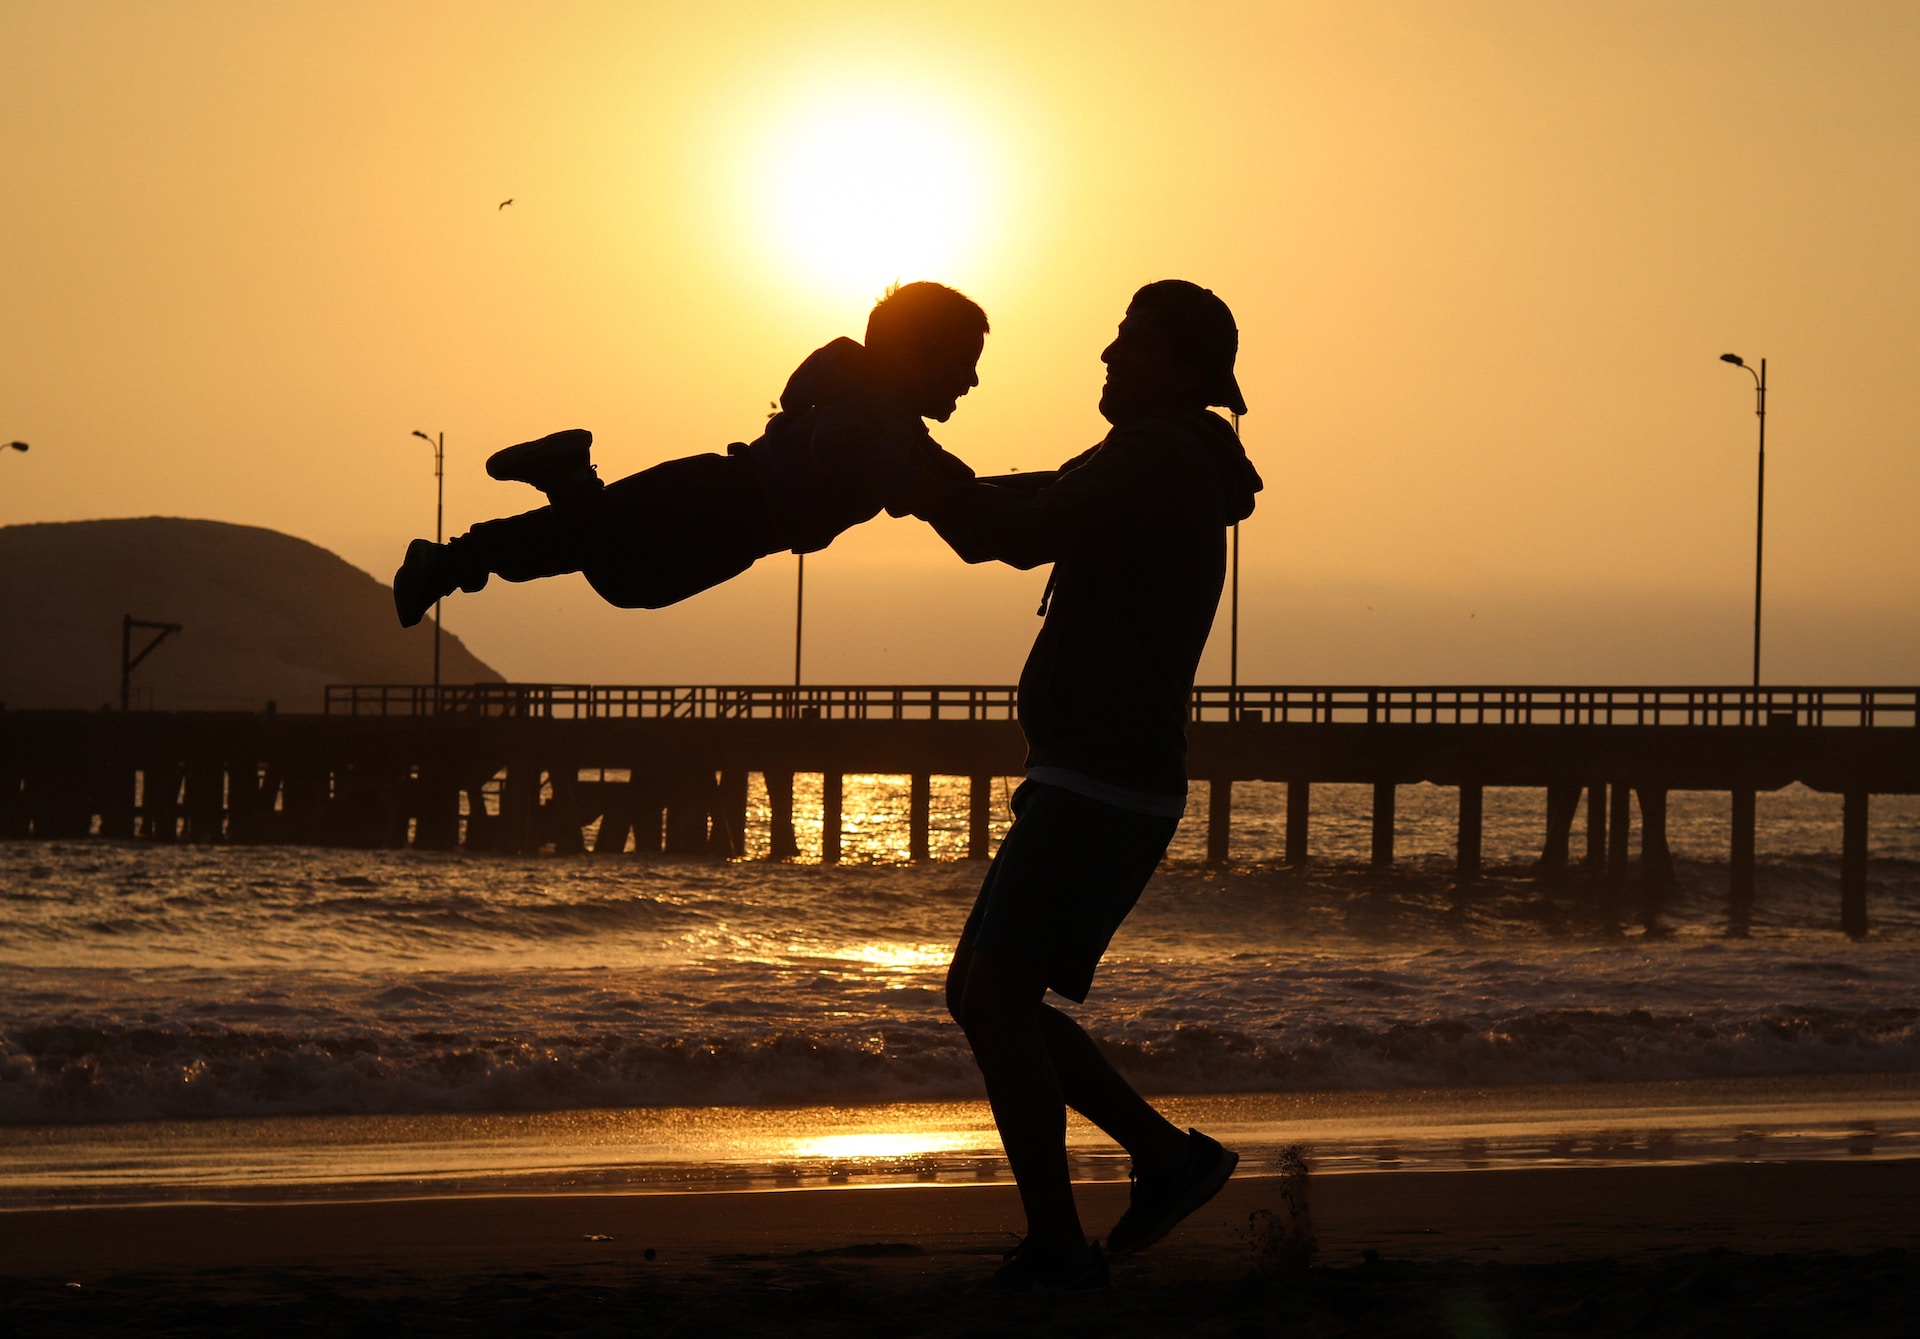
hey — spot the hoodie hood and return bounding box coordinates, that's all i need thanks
[1179,408,1263,525]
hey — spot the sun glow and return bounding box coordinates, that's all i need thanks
[757,91,993,295]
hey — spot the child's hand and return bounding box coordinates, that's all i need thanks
[885,446,969,518]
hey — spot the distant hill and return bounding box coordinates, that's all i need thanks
[0,518,501,712]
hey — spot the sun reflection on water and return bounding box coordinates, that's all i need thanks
[747,774,1016,864]
[787,1130,985,1162]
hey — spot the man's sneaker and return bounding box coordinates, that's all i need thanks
[1105,1129,1239,1257]
[485,428,600,502]
[393,539,486,627]
[980,1238,1109,1295]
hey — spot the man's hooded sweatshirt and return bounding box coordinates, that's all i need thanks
[927,408,1263,797]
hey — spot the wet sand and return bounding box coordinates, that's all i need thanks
[3,1161,1916,1334]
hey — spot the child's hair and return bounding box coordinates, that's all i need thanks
[866,281,990,354]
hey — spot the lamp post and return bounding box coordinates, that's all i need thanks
[410,429,445,692]
[1719,355,1767,687]
[793,553,805,686]
[5,441,26,455]
[1230,412,1242,699]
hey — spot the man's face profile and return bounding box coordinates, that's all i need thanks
[1098,313,1201,422]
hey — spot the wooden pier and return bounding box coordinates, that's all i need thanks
[4,683,1917,935]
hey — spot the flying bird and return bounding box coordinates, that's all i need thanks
[498,198,514,210]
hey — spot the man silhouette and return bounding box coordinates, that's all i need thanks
[908,280,1261,1292]
[392,281,986,625]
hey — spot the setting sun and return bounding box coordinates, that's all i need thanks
[755,90,992,295]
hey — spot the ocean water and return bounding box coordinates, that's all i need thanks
[3,778,1917,1140]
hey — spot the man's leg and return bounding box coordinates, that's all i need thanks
[948,940,1092,1263]
[1035,1003,1191,1175]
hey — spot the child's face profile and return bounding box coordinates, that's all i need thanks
[906,329,985,423]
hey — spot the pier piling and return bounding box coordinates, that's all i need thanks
[715,769,749,858]
[822,773,843,864]
[1370,782,1396,869]
[1456,783,1483,882]
[1207,780,1232,865]
[766,771,798,859]
[1607,781,1632,880]
[1842,791,1869,937]
[1585,782,1607,867]
[1729,788,1756,933]
[967,775,992,859]
[1638,786,1674,892]
[1286,782,1310,867]
[1541,784,1581,871]
[908,773,931,861]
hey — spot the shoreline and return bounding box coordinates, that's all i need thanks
[6,1071,1918,1211]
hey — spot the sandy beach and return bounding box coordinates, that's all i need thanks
[4,1160,1915,1335]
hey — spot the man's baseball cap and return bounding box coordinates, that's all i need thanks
[1127,279,1247,416]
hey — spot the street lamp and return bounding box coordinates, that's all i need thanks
[5,441,26,454]
[410,429,445,693]
[1720,354,1767,687]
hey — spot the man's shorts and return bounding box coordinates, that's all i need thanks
[959,779,1179,1004]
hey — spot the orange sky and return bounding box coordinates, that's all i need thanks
[5,1,1919,685]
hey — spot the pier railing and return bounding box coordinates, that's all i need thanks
[1189,686,1920,728]
[323,683,1920,728]
[322,683,1023,722]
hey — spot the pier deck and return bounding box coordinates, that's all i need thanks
[4,684,1916,935]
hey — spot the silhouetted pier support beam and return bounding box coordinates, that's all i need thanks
[1540,784,1581,872]
[1607,781,1632,881]
[664,771,712,855]
[143,762,181,841]
[1729,788,1756,933]
[766,771,798,859]
[714,770,749,858]
[501,761,539,855]
[592,790,631,854]
[1370,783,1396,870]
[822,772,844,865]
[413,768,462,851]
[1456,784,1483,882]
[1286,782,1310,867]
[1207,780,1232,865]
[967,775,992,859]
[1842,791,1869,937]
[1585,783,1607,868]
[1637,787,1674,890]
[909,773,931,862]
